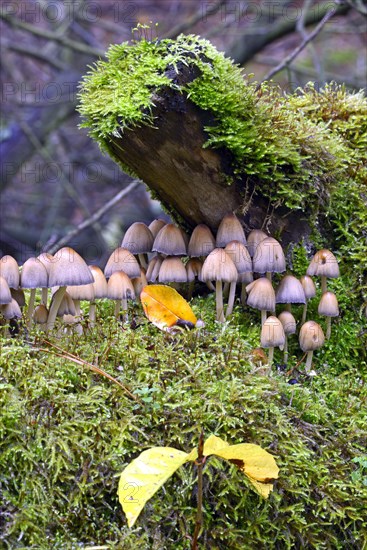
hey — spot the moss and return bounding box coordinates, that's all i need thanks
[1,285,367,548]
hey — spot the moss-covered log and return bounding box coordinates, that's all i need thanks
[78,34,367,293]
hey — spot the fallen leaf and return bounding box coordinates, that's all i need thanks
[118,447,190,527]
[140,285,197,331]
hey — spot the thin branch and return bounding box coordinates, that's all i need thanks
[260,5,340,84]
[165,0,227,38]
[296,0,325,83]
[46,180,141,254]
[3,41,67,70]
[345,0,367,15]
[0,12,105,57]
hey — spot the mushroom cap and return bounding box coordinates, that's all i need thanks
[0,298,22,319]
[238,271,253,284]
[104,247,141,279]
[246,277,275,312]
[216,213,247,248]
[11,288,26,308]
[276,275,306,304]
[188,224,216,257]
[261,316,286,348]
[132,268,148,297]
[37,253,55,274]
[318,291,339,317]
[253,237,286,274]
[224,240,252,274]
[159,257,187,283]
[247,229,268,258]
[89,265,108,299]
[50,290,76,317]
[0,276,12,304]
[200,248,238,283]
[33,304,49,324]
[300,275,316,299]
[67,282,95,302]
[278,311,297,335]
[299,321,325,352]
[48,247,94,288]
[152,224,187,256]
[107,271,135,301]
[186,258,203,282]
[121,222,154,254]
[306,249,339,278]
[20,257,48,289]
[0,255,20,289]
[148,219,167,239]
[146,255,164,282]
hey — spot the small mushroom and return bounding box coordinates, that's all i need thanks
[148,219,167,239]
[247,229,268,258]
[278,311,297,364]
[260,316,285,369]
[306,249,339,294]
[253,237,286,281]
[158,257,187,288]
[104,248,141,279]
[224,240,252,316]
[275,275,306,312]
[300,275,316,324]
[246,277,275,326]
[107,271,135,319]
[153,224,187,256]
[20,257,48,329]
[216,213,247,247]
[318,291,339,339]
[299,320,325,372]
[0,276,12,305]
[121,222,154,269]
[0,255,20,289]
[88,265,108,325]
[188,224,215,258]
[146,254,164,283]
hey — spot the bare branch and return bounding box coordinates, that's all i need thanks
[260,5,340,85]
[165,0,227,38]
[46,180,141,254]
[3,41,66,70]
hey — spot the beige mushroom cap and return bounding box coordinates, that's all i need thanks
[318,291,339,317]
[253,237,286,274]
[48,247,94,287]
[89,266,108,299]
[21,257,48,289]
[306,249,339,278]
[261,316,286,348]
[146,255,164,283]
[0,276,12,304]
[299,321,325,352]
[188,224,215,257]
[247,229,268,258]
[246,277,275,312]
[216,213,247,248]
[0,298,22,319]
[300,275,317,299]
[224,240,252,274]
[276,275,306,305]
[186,258,203,282]
[148,219,167,239]
[0,255,20,289]
[159,257,187,283]
[153,224,187,256]
[200,248,238,283]
[278,311,297,335]
[121,222,154,254]
[104,248,141,279]
[107,271,135,301]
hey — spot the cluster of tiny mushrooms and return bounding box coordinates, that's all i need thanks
[0,214,341,372]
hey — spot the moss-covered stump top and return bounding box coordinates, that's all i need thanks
[78,34,367,295]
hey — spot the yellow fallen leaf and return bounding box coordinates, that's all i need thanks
[140,285,197,331]
[118,447,190,528]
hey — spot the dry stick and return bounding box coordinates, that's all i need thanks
[46,180,141,254]
[259,5,339,86]
[191,431,205,550]
[39,340,139,402]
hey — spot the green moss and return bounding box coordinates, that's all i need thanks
[1,288,367,548]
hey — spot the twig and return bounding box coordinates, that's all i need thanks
[165,0,226,38]
[0,13,105,57]
[296,0,325,83]
[46,180,141,254]
[260,4,339,85]
[38,339,140,402]
[3,41,67,70]
[345,0,367,15]
[191,430,205,550]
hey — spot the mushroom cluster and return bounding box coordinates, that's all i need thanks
[0,213,340,372]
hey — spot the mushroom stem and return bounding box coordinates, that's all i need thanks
[222,282,230,300]
[321,275,327,294]
[89,302,96,326]
[74,299,81,318]
[215,280,225,322]
[301,302,308,324]
[46,286,66,331]
[138,253,148,270]
[305,350,313,372]
[26,288,37,329]
[226,281,237,317]
[261,309,267,326]
[114,301,120,319]
[285,303,292,312]
[325,316,332,340]
[240,284,247,307]
[267,346,274,368]
[41,287,48,306]
[266,271,272,281]
[283,336,288,364]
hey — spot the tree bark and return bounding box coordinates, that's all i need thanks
[107,65,310,244]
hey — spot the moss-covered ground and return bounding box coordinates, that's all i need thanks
[1,268,366,549]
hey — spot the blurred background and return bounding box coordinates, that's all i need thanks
[1,0,366,265]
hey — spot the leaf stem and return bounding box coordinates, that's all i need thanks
[192,430,204,550]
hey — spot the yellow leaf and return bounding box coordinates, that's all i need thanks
[187,434,229,462]
[118,447,190,527]
[140,285,197,331]
[212,443,279,499]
